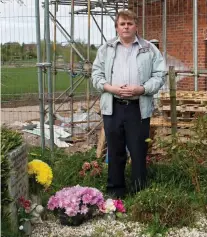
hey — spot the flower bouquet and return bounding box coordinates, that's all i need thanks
[47,185,104,226]
[100,198,126,220]
[17,196,32,235]
[28,159,53,203]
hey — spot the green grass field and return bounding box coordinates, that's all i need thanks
[1,67,91,95]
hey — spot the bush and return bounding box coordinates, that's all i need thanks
[129,184,195,228]
[1,126,23,153]
[160,115,207,193]
[1,126,23,237]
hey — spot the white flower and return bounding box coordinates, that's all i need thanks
[19,225,24,230]
[104,199,116,213]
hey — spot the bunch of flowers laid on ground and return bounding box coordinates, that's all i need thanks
[18,196,32,219]
[47,185,105,226]
[28,159,53,193]
[100,198,126,218]
[17,196,33,235]
[79,160,102,177]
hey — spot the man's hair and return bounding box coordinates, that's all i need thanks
[115,10,138,28]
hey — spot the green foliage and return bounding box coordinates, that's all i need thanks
[147,163,195,192]
[129,184,194,228]
[159,115,207,193]
[1,41,97,64]
[1,126,23,153]
[1,127,23,237]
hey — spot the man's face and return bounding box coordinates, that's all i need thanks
[116,16,137,41]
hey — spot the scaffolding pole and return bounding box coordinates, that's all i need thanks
[52,2,58,112]
[162,0,167,66]
[45,0,54,152]
[193,0,198,91]
[87,0,91,133]
[101,0,104,45]
[142,0,145,38]
[35,0,45,151]
[70,0,75,136]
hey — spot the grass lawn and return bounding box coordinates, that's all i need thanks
[1,67,91,95]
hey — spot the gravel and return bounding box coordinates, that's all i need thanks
[31,213,207,237]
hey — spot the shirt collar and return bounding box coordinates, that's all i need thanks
[117,36,140,45]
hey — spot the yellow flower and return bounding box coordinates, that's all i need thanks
[28,159,53,188]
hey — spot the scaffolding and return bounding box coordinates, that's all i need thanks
[34,0,130,150]
[1,0,206,152]
[34,0,207,152]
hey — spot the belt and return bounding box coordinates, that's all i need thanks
[114,97,139,105]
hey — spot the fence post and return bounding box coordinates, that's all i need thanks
[169,66,177,136]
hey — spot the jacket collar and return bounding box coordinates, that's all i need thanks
[107,35,150,49]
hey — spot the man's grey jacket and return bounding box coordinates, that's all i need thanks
[91,35,166,119]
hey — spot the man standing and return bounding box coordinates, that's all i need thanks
[92,10,165,198]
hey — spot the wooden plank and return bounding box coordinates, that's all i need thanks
[150,117,193,127]
[155,127,195,137]
[160,91,207,99]
[96,127,106,158]
[160,99,207,106]
[161,105,207,112]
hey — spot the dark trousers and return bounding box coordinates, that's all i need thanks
[103,98,150,196]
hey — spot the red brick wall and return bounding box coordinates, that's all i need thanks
[129,0,207,91]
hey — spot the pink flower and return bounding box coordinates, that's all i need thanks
[47,196,59,210]
[47,185,105,217]
[91,161,99,168]
[100,199,126,214]
[79,170,86,177]
[82,162,91,171]
[114,200,126,213]
[90,168,101,176]
[65,207,77,217]
[80,205,88,214]
[82,194,92,204]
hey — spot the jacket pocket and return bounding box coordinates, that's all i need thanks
[100,92,110,110]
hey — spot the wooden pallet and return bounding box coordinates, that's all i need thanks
[150,117,193,127]
[159,104,207,121]
[162,111,206,121]
[160,91,207,99]
[162,105,207,112]
[160,98,207,106]
[154,127,195,137]
[159,91,207,106]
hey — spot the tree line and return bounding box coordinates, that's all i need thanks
[1,41,98,64]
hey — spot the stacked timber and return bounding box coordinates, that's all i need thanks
[159,91,207,121]
[150,91,207,155]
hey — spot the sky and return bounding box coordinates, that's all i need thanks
[0,0,116,45]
